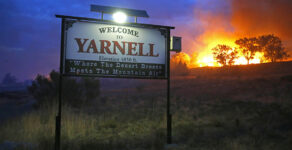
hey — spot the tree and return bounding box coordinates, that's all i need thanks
[28,70,100,108]
[235,37,260,64]
[170,52,191,75]
[1,73,17,85]
[212,44,238,66]
[258,34,289,62]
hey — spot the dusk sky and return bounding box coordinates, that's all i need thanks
[0,0,233,81]
[0,0,196,81]
[1,0,290,81]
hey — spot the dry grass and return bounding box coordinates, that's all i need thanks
[1,62,292,149]
[1,97,292,149]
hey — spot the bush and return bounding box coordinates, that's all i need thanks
[28,70,100,108]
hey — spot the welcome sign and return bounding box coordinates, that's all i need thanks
[63,20,168,78]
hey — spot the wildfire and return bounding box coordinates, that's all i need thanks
[196,34,237,67]
[173,36,268,68]
[234,52,266,65]
[171,0,291,69]
[173,28,272,68]
[197,56,216,67]
[190,49,265,68]
[193,33,266,67]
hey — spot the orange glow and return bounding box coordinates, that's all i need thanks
[171,52,190,64]
[173,37,267,68]
[170,1,291,68]
[172,30,269,68]
[190,49,265,68]
[195,32,238,67]
[171,52,191,67]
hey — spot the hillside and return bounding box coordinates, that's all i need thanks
[1,61,292,150]
[169,61,292,102]
[189,61,292,79]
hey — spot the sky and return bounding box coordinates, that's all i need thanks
[0,0,231,81]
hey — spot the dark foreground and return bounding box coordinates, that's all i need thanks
[0,62,292,150]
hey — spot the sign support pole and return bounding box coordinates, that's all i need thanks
[55,18,65,150]
[166,28,172,144]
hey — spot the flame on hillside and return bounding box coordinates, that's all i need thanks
[172,0,292,68]
[174,17,271,68]
[172,34,268,68]
[173,12,268,68]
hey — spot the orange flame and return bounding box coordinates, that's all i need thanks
[173,35,268,68]
[175,18,269,68]
[170,0,292,68]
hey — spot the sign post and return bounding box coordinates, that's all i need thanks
[166,28,172,144]
[55,11,175,149]
[55,18,65,150]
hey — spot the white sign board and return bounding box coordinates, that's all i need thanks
[63,21,168,78]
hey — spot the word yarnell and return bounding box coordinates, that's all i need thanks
[75,38,159,57]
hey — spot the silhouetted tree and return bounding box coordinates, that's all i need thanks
[212,44,238,66]
[170,60,190,75]
[170,52,190,75]
[235,37,260,64]
[1,73,17,85]
[258,34,289,62]
[28,70,100,108]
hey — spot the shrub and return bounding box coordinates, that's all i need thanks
[28,70,100,108]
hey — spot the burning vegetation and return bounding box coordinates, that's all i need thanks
[172,0,292,69]
[172,34,289,68]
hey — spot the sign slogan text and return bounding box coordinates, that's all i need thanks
[64,21,167,78]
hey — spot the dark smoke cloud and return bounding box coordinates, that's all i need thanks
[231,0,292,51]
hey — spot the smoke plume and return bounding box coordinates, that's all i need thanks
[178,0,292,67]
[231,0,292,50]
